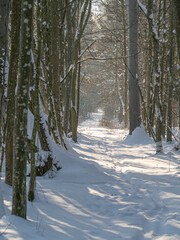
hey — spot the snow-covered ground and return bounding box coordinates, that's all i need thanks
[1,111,180,240]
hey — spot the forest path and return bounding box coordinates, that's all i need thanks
[73,112,180,240]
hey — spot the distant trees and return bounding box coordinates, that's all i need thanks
[80,0,179,153]
[80,0,129,127]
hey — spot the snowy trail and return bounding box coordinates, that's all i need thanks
[1,112,180,239]
[73,113,180,239]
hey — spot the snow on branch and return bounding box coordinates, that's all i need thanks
[79,40,96,59]
[75,0,91,41]
[137,0,147,15]
[137,0,159,41]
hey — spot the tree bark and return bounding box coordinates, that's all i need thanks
[5,0,21,186]
[122,0,128,129]
[51,0,64,146]
[28,0,41,201]
[12,0,34,219]
[127,0,141,135]
[174,0,180,149]
[167,4,174,142]
[64,0,74,135]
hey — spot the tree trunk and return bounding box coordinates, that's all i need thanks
[51,0,64,146]
[64,0,74,135]
[5,0,21,186]
[71,39,79,142]
[174,0,180,149]
[174,0,180,60]
[0,0,9,150]
[127,0,141,135]
[12,0,34,219]
[167,4,174,142]
[28,0,41,201]
[146,18,154,134]
[77,42,81,126]
[122,0,128,129]
[153,37,163,153]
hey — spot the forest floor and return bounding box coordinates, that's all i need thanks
[1,111,180,240]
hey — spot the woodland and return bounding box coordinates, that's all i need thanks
[0,0,180,238]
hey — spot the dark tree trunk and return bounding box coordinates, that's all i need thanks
[0,0,9,174]
[167,5,174,142]
[127,0,141,135]
[174,0,180,149]
[5,0,21,186]
[64,0,74,135]
[12,0,34,219]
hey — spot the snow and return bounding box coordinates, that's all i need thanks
[137,0,147,15]
[27,109,34,139]
[124,124,153,145]
[1,112,180,239]
[0,176,5,218]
